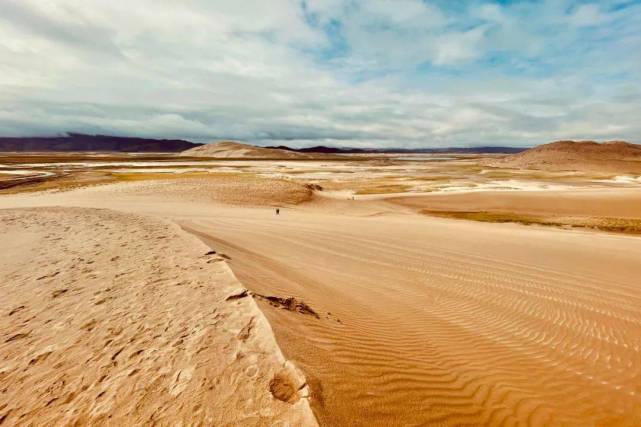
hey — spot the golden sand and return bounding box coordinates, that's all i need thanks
[2,153,641,425]
[0,207,315,426]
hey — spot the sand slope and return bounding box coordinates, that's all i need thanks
[0,207,316,426]
[109,175,314,207]
[3,179,641,425]
[181,202,641,426]
[387,188,641,219]
[490,140,641,172]
[180,141,314,159]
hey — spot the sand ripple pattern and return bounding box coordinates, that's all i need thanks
[184,213,641,426]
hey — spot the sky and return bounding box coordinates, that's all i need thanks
[0,0,640,148]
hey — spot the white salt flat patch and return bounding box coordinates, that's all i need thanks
[596,175,641,185]
[110,168,215,174]
[0,170,55,177]
[433,179,577,193]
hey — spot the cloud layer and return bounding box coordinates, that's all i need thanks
[1,0,640,147]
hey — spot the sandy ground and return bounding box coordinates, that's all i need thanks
[2,177,641,426]
[388,187,641,219]
[181,204,641,426]
[386,188,641,234]
[0,206,316,426]
[180,141,322,159]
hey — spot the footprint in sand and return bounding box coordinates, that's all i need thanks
[269,364,309,404]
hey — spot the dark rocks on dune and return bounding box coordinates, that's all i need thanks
[253,293,320,319]
[226,289,249,301]
[304,183,323,192]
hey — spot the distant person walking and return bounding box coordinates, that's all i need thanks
[276,208,280,215]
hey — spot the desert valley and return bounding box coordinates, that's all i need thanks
[2,140,641,426]
[4,1,641,424]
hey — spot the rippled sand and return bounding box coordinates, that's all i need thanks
[3,172,641,425]
[182,203,641,426]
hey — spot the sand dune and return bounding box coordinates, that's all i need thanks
[3,167,641,425]
[0,207,316,426]
[177,204,641,426]
[105,175,315,206]
[4,183,641,425]
[490,140,641,172]
[180,141,317,159]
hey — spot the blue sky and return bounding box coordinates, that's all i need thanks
[0,0,640,147]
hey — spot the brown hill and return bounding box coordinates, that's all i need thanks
[180,141,319,159]
[489,140,641,172]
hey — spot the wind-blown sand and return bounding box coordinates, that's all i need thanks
[3,162,641,425]
[180,203,641,426]
[3,180,641,426]
[0,207,316,426]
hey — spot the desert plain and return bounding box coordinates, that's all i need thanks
[2,141,641,426]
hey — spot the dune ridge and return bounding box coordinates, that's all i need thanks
[0,207,316,426]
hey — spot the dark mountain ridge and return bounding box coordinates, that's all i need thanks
[0,133,201,152]
[0,133,524,154]
[266,145,526,154]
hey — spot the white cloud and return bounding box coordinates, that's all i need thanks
[432,26,487,65]
[567,4,612,27]
[0,0,639,147]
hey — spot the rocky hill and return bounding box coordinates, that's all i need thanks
[489,140,641,172]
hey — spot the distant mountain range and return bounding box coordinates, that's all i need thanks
[0,133,525,154]
[265,145,526,154]
[0,133,201,152]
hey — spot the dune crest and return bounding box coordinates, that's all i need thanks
[0,207,316,426]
